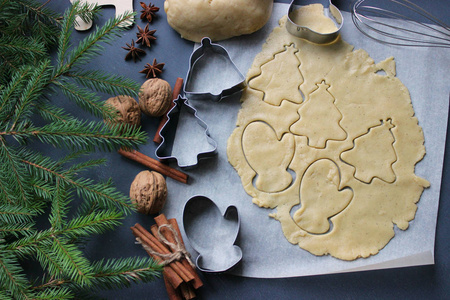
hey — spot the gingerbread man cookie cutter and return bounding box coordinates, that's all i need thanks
[286,0,344,44]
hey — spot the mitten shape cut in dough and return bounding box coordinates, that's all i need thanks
[164,0,273,42]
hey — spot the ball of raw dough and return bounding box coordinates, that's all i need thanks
[164,0,273,42]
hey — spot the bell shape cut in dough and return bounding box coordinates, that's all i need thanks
[290,82,346,148]
[249,45,303,106]
[341,120,397,183]
[242,121,295,193]
[293,159,353,234]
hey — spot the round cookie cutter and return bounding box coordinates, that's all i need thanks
[286,0,344,44]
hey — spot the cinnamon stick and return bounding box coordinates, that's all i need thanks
[130,226,183,289]
[163,274,183,300]
[179,282,196,300]
[154,215,203,289]
[133,223,194,283]
[154,77,184,144]
[150,225,195,284]
[118,148,188,184]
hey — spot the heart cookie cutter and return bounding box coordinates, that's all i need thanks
[286,0,344,44]
[183,195,242,273]
[184,37,246,102]
[155,95,218,169]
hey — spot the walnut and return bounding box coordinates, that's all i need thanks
[104,95,141,126]
[138,78,172,117]
[130,170,167,214]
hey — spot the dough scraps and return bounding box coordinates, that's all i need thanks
[226,9,430,261]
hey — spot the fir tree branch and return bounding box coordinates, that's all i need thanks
[33,241,66,280]
[32,287,73,300]
[35,102,73,123]
[21,151,135,213]
[0,222,35,238]
[0,1,162,294]
[56,10,135,76]
[1,119,147,152]
[52,79,106,118]
[9,59,52,130]
[32,257,162,292]
[0,141,32,205]
[63,157,106,176]
[88,257,163,290]
[64,70,140,98]
[0,249,33,300]
[0,35,46,65]
[49,178,69,230]
[31,179,56,201]
[0,203,37,224]
[56,0,80,70]
[0,65,34,122]
[50,236,93,285]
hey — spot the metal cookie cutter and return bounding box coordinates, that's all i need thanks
[155,95,217,169]
[286,0,344,44]
[183,195,242,273]
[184,37,246,102]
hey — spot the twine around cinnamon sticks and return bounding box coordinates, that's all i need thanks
[131,214,202,300]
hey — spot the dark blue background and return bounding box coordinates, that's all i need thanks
[33,0,450,299]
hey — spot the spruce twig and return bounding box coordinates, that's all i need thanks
[0,0,161,297]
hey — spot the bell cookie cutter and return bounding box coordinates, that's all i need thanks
[155,95,218,169]
[183,195,242,273]
[286,0,344,44]
[184,37,246,102]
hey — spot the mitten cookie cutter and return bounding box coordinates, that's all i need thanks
[184,37,246,102]
[155,95,218,169]
[286,0,343,44]
[183,195,242,273]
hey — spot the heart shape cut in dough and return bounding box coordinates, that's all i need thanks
[293,159,353,234]
[242,121,295,193]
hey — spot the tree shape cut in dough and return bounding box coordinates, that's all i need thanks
[293,159,353,234]
[249,45,303,106]
[341,119,397,183]
[242,121,295,193]
[290,82,346,148]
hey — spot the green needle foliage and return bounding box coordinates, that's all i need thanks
[0,1,162,298]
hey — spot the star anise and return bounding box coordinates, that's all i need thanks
[136,24,157,48]
[140,2,159,22]
[140,59,165,78]
[122,39,146,62]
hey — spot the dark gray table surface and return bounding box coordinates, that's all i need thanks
[33,0,450,299]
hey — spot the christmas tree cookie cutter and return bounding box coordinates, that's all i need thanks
[184,37,246,102]
[183,195,242,273]
[155,95,218,169]
[286,0,343,44]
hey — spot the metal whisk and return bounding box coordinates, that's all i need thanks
[352,0,450,48]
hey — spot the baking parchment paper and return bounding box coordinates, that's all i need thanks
[162,3,449,278]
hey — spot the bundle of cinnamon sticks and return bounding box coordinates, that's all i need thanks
[131,214,202,299]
